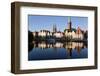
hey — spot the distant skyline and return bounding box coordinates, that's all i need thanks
[28,15,88,32]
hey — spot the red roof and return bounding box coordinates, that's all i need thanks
[76,27,82,34]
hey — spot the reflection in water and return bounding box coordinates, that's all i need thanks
[28,42,88,60]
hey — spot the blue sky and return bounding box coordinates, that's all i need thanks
[28,15,88,32]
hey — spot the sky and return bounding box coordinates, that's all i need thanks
[28,15,88,32]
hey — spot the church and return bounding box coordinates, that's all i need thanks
[64,17,84,40]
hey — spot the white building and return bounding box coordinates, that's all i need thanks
[53,32,64,38]
[64,27,84,40]
[38,30,52,37]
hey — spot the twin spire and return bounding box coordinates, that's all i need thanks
[53,16,72,32]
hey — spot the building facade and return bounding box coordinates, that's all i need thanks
[64,17,84,40]
[32,16,85,40]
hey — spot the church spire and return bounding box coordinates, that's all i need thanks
[67,16,72,31]
[68,16,71,23]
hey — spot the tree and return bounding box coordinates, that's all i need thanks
[28,31,33,43]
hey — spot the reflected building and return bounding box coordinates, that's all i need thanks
[64,42,84,53]
[32,42,85,51]
[29,41,87,60]
[54,42,63,48]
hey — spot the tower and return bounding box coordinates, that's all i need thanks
[68,16,72,31]
[53,24,57,32]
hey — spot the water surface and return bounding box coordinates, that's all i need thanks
[28,42,88,60]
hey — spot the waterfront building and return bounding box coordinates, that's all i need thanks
[38,30,51,37]
[53,31,64,38]
[75,27,84,40]
[64,17,84,40]
[32,16,85,40]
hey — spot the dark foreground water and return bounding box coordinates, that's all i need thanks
[28,42,88,61]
